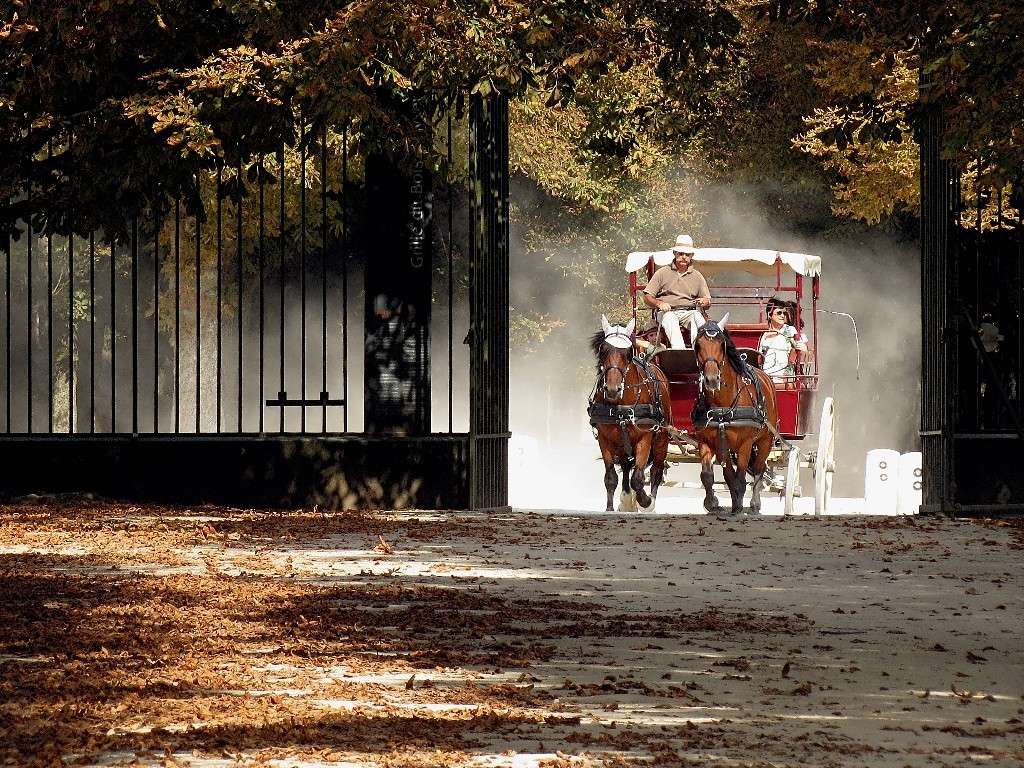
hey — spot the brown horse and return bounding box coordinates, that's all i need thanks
[588,316,672,512]
[689,314,779,516]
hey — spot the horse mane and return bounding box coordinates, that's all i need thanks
[589,330,607,361]
[702,322,751,377]
[722,328,750,375]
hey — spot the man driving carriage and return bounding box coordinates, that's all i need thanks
[641,234,711,349]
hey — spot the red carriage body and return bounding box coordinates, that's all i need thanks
[627,247,822,441]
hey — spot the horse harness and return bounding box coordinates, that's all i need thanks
[587,356,667,463]
[691,357,771,464]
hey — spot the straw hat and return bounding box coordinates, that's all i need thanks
[671,234,695,254]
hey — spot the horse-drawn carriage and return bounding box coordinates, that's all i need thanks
[588,247,836,516]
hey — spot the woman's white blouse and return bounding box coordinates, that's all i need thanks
[759,324,798,376]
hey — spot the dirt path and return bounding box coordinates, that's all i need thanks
[1,501,1021,767]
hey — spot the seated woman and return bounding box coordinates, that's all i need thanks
[758,300,807,383]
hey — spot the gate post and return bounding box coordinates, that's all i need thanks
[919,85,957,514]
[468,92,510,511]
[363,154,432,435]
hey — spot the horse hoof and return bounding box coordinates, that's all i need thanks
[703,496,720,512]
[638,497,655,513]
[748,506,762,516]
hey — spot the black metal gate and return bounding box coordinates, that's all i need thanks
[920,101,1024,514]
[0,94,510,510]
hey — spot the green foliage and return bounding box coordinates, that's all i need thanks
[792,43,919,224]
[783,0,1024,184]
[0,0,742,239]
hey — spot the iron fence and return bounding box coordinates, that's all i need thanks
[1,119,471,438]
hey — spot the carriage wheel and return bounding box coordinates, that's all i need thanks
[783,446,801,516]
[814,397,836,516]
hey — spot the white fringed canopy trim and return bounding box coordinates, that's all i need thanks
[625,247,822,277]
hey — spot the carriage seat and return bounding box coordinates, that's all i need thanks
[723,322,769,351]
[641,319,771,353]
[723,322,770,331]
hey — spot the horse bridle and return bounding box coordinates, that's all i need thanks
[599,361,629,399]
[693,329,726,387]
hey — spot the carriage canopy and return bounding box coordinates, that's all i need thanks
[625,248,822,278]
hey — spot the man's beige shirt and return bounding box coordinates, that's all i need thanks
[643,264,711,308]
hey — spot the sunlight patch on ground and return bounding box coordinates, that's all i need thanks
[0,543,90,555]
[579,704,741,726]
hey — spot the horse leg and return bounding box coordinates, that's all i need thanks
[631,432,654,511]
[619,456,635,512]
[603,463,618,512]
[748,469,765,515]
[599,438,618,512]
[748,433,773,515]
[732,439,753,515]
[699,443,720,512]
[649,431,669,505]
[719,448,745,517]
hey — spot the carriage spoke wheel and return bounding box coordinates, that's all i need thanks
[814,397,836,516]
[783,446,801,516]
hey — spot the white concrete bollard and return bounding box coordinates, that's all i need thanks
[898,452,923,515]
[864,449,901,515]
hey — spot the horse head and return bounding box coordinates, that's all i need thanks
[597,315,635,401]
[691,312,730,392]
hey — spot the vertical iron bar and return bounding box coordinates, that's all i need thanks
[175,196,180,432]
[279,145,286,433]
[131,217,138,433]
[154,206,160,432]
[195,174,202,432]
[110,229,115,432]
[89,231,95,432]
[68,131,76,434]
[258,156,265,433]
[468,96,478,505]
[47,219,54,429]
[47,137,54,432]
[26,137,32,434]
[216,164,223,433]
[300,121,307,433]
[237,158,243,433]
[3,196,9,433]
[975,165,982,428]
[1011,192,1019,430]
[447,112,454,432]
[68,224,74,433]
[341,127,348,432]
[321,126,328,432]
[995,190,1004,428]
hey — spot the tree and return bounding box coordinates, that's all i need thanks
[0,0,742,239]
[792,41,919,224]
[784,0,1024,184]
